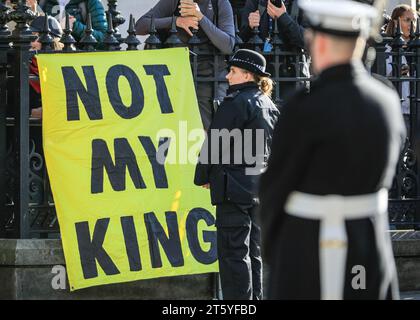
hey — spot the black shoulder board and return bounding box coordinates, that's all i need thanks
[224,90,241,100]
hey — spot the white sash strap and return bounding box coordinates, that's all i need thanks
[285,189,396,300]
[374,210,400,300]
[319,214,348,300]
[285,189,389,219]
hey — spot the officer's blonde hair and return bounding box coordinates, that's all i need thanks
[254,75,274,97]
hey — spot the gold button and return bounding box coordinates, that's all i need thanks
[320,240,347,249]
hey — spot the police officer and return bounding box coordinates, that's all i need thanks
[259,0,406,300]
[195,49,280,300]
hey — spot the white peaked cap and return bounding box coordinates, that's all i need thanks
[298,0,379,38]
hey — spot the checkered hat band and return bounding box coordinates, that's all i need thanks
[230,58,265,72]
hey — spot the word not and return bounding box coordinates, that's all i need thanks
[62,64,173,121]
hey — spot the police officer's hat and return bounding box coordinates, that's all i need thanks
[228,49,271,77]
[298,0,379,38]
[30,15,63,38]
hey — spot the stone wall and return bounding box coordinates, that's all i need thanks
[1,232,420,299]
[0,239,214,300]
[392,231,420,292]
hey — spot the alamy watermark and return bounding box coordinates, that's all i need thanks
[50,263,367,292]
[155,121,267,176]
[351,265,366,290]
[51,265,67,290]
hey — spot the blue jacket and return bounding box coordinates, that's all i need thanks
[40,0,108,42]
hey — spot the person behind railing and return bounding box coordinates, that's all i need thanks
[5,0,43,30]
[135,0,235,131]
[26,0,44,15]
[239,0,310,102]
[194,49,280,300]
[383,4,418,132]
[29,15,64,119]
[229,0,246,27]
[37,0,108,43]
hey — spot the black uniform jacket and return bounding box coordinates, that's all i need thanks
[195,82,280,205]
[258,61,406,299]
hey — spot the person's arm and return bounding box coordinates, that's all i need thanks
[195,97,247,186]
[194,136,211,186]
[198,0,235,54]
[72,0,108,42]
[135,0,176,35]
[265,1,305,49]
[276,12,305,48]
[239,0,259,42]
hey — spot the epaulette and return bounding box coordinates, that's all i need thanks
[223,90,241,100]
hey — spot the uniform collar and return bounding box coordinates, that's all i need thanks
[227,82,259,95]
[317,60,367,83]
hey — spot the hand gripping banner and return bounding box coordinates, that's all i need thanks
[38,48,217,291]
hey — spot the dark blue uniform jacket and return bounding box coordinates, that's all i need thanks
[194,82,280,205]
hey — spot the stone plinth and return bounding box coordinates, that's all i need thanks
[392,231,420,292]
[0,239,215,300]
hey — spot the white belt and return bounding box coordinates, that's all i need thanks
[285,189,399,300]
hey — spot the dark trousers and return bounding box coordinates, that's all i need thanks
[216,203,263,300]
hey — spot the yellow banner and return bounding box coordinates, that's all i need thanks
[38,48,217,291]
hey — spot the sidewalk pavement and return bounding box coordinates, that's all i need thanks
[400,291,420,300]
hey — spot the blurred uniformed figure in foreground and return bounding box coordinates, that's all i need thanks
[195,49,280,299]
[259,0,406,300]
